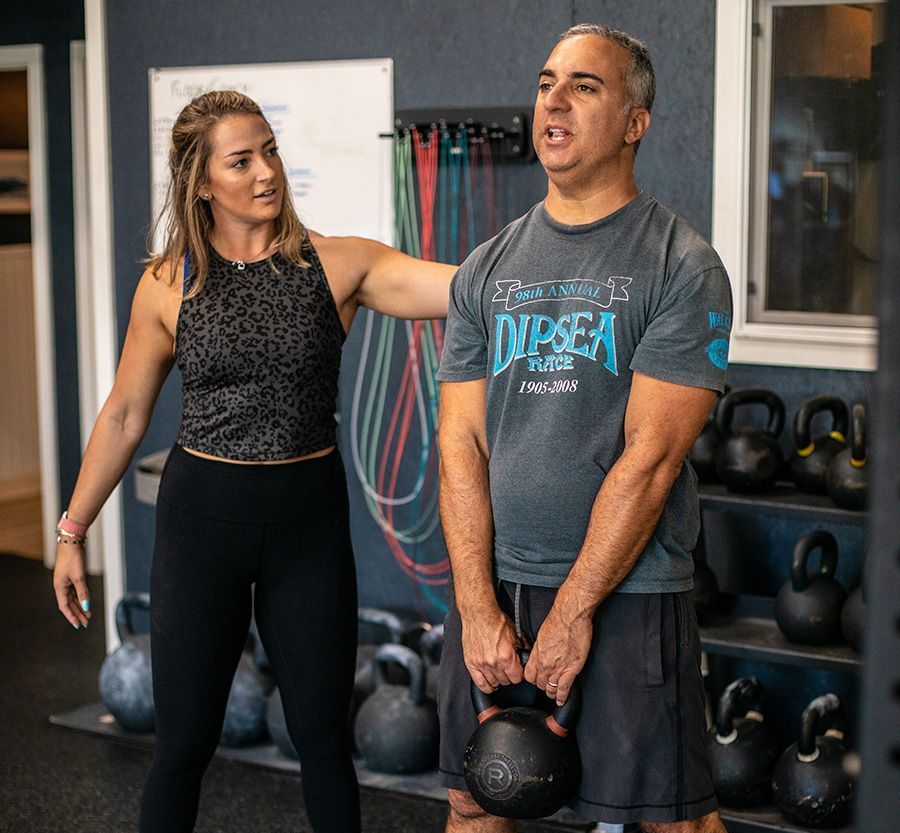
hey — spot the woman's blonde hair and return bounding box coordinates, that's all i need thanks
[147,90,308,297]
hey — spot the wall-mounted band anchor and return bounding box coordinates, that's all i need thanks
[381,108,533,161]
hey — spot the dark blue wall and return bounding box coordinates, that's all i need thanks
[2,0,84,507]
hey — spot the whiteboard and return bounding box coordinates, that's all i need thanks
[149,58,393,246]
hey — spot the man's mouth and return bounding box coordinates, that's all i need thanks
[546,127,572,143]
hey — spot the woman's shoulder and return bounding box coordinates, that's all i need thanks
[302,230,383,305]
[303,230,380,276]
[136,258,186,305]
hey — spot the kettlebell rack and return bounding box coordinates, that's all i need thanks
[697,483,865,833]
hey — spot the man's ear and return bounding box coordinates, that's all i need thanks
[625,108,651,147]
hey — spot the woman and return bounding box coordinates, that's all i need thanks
[52,90,454,833]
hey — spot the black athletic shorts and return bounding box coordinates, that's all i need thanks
[437,580,718,825]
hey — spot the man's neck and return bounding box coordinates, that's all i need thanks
[544,173,640,226]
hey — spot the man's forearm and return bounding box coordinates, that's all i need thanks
[553,444,685,621]
[438,439,497,616]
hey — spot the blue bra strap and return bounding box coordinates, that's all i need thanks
[183,251,191,295]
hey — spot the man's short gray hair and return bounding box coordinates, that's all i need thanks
[559,23,656,113]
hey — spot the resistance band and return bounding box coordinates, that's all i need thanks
[349,124,505,615]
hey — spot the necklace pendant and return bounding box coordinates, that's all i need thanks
[233,259,246,271]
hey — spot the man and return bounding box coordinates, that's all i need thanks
[436,24,732,833]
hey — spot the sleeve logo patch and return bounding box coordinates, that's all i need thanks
[706,338,729,370]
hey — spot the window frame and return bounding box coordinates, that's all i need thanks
[713,0,879,370]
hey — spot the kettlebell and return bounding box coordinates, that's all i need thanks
[98,593,155,732]
[772,693,854,828]
[464,652,581,819]
[353,607,406,712]
[826,403,867,510]
[790,396,848,494]
[841,578,866,654]
[265,687,298,760]
[354,643,439,774]
[775,531,847,645]
[715,388,785,493]
[706,677,777,807]
[220,642,275,747]
[689,394,725,483]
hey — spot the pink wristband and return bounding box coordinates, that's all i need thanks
[58,511,88,537]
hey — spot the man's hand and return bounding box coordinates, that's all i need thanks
[525,606,593,706]
[461,606,523,694]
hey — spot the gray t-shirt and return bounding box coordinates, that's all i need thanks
[437,192,733,592]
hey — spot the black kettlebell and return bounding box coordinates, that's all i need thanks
[826,403,867,510]
[354,643,439,774]
[790,396,849,494]
[715,388,785,493]
[841,578,866,654]
[775,531,847,645]
[706,677,777,807]
[265,687,298,760]
[464,652,581,819]
[689,394,725,483]
[353,607,406,710]
[220,646,275,747]
[772,693,854,828]
[98,593,155,732]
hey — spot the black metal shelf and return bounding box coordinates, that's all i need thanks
[720,804,853,832]
[700,615,863,673]
[698,483,866,525]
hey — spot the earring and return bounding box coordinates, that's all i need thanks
[201,193,212,202]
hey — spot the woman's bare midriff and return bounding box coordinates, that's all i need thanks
[182,445,335,465]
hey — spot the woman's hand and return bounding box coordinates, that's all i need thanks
[53,541,92,628]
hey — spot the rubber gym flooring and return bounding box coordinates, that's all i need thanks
[0,552,590,833]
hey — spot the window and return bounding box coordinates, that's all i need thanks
[713,1,886,369]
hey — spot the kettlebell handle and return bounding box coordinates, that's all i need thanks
[849,403,866,465]
[715,676,765,740]
[790,531,839,593]
[372,643,427,705]
[793,396,849,454]
[358,606,406,644]
[798,693,844,759]
[469,650,582,736]
[715,388,786,439]
[418,622,444,666]
[114,592,151,641]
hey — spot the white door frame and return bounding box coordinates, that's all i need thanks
[0,45,60,576]
[70,40,104,577]
[84,0,125,649]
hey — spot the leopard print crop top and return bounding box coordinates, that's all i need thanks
[174,240,345,461]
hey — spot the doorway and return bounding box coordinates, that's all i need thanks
[0,45,59,569]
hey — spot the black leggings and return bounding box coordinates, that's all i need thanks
[140,445,360,833]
